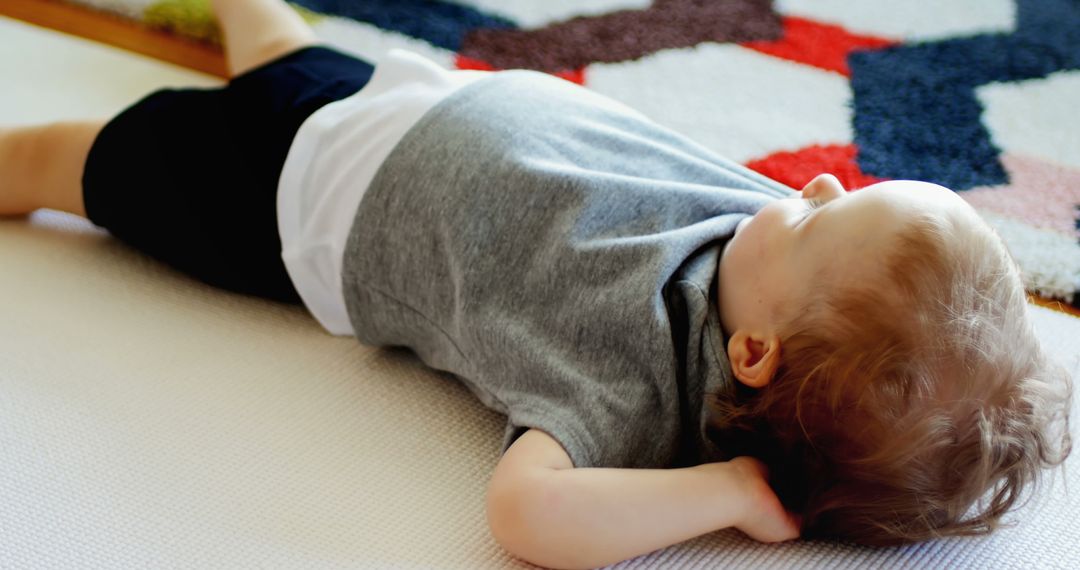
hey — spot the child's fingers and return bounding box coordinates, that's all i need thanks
[763,510,802,542]
[728,457,803,542]
[786,511,804,539]
[730,455,770,481]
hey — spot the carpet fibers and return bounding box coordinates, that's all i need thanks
[66,0,1080,307]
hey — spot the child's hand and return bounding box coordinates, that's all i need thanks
[727,456,802,543]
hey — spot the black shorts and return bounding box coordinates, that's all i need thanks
[82,45,374,304]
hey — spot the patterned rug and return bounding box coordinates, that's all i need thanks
[68,0,1080,307]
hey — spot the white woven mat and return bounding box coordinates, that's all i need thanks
[2,15,1079,569]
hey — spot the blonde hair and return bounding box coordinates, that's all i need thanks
[708,209,1073,545]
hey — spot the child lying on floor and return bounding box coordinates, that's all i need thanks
[0,1,1071,568]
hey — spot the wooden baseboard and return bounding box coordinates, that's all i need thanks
[0,0,227,78]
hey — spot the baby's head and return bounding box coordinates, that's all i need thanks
[714,174,1073,545]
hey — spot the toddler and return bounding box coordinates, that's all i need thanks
[0,1,1072,569]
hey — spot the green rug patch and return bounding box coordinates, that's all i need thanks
[144,0,323,45]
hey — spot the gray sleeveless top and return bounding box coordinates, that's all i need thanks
[341,71,795,469]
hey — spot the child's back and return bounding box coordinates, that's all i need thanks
[335,65,792,470]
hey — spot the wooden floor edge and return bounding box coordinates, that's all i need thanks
[0,0,227,78]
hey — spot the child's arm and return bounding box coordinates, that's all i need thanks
[486,429,800,570]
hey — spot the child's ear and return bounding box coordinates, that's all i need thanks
[727,330,782,388]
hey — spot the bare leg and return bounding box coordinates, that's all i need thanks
[0,121,104,218]
[210,0,320,78]
[0,0,319,219]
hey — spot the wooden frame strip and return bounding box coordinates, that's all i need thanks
[0,0,227,78]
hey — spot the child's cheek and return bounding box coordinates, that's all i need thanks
[724,215,766,274]
[736,205,778,244]
[734,215,753,235]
